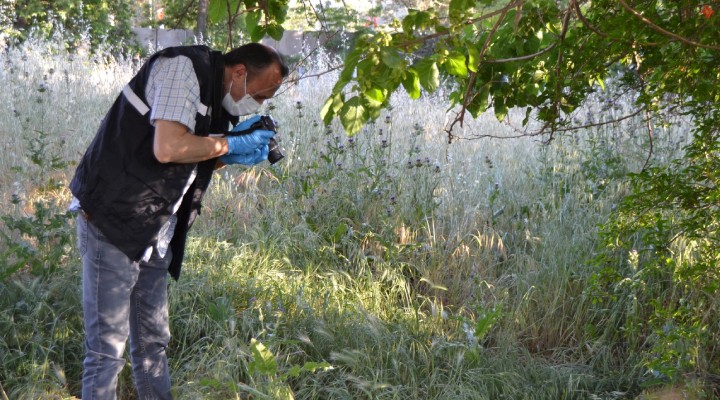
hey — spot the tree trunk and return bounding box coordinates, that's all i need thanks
[196,0,208,41]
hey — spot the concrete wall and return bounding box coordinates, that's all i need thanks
[131,27,195,50]
[261,30,355,56]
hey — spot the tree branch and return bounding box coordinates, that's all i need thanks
[617,0,720,50]
[573,0,609,38]
[445,3,512,142]
[397,0,523,50]
[483,42,558,63]
[573,0,661,47]
[470,106,647,141]
[277,64,344,95]
[641,108,655,171]
[225,0,245,49]
[545,0,576,143]
[467,0,524,25]
[169,0,196,30]
[553,106,646,132]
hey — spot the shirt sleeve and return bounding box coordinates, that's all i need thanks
[145,56,201,133]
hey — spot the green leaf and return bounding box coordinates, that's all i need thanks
[333,222,348,242]
[250,25,267,42]
[402,9,435,33]
[444,51,468,77]
[475,305,502,340]
[302,361,332,372]
[415,58,439,92]
[590,74,606,90]
[402,11,417,33]
[209,0,240,22]
[494,97,508,121]
[281,361,331,379]
[268,0,288,23]
[245,10,262,39]
[381,47,404,69]
[402,68,421,99]
[467,46,479,73]
[367,105,382,121]
[522,106,532,125]
[321,93,344,125]
[435,24,449,34]
[467,82,490,117]
[449,0,474,22]
[249,339,277,377]
[449,90,462,108]
[339,96,368,136]
[286,365,303,378]
[364,87,386,106]
[356,57,380,81]
[333,46,363,93]
[266,23,284,41]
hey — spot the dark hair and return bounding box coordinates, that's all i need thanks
[224,43,289,78]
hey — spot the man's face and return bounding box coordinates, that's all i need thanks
[229,63,283,104]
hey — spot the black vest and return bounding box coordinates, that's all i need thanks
[70,45,238,279]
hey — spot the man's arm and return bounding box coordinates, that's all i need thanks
[153,120,229,164]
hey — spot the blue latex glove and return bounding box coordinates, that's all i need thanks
[231,115,262,133]
[220,145,269,166]
[226,129,275,155]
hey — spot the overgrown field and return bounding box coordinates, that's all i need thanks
[0,40,700,399]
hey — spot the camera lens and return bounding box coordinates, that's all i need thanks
[267,138,284,164]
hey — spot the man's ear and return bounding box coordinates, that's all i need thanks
[231,63,247,79]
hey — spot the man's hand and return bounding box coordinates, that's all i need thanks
[219,145,269,166]
[232,115,262,133]
[226,130,275,155]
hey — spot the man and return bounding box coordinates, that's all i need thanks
[69,43,289,399]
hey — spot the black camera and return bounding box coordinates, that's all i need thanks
[227,115,284,164]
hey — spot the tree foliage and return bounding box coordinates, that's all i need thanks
[320,0,719,138]
[160,0,290,50]
[1,0,137,52]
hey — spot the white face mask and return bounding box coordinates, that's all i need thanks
[222,73,262,116]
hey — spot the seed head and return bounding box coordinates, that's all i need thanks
[38,80,49,92]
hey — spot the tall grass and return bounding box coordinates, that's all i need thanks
[0,38,695,399]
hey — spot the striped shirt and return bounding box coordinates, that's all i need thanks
[146,55,201,132]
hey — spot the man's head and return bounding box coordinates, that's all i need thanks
[222,43,289,116]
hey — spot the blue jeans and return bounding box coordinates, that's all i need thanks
[77,215,173,400]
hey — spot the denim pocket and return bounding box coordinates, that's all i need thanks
[77,214,88,257]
